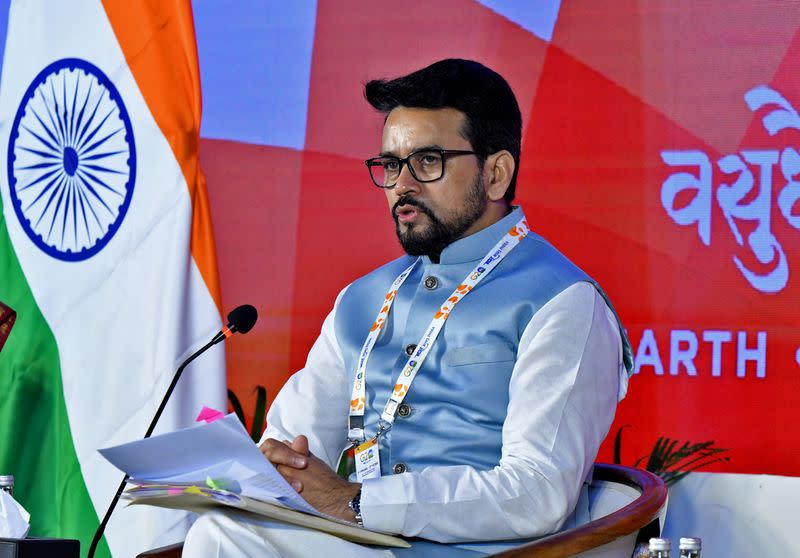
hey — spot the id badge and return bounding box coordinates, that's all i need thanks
[354,437,381,482]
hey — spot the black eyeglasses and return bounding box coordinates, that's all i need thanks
[364,149,478,188]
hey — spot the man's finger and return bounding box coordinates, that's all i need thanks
[291,435,310,456]
[275,465,304,493]
[259,438,308,468]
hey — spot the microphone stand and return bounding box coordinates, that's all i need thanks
[87,336,219,558]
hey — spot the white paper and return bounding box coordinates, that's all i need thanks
[99,413,319,516]
[0,489,30,538]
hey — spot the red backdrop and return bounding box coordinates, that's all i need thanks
[198,1,800,476]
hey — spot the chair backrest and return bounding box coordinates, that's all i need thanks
[488,463,668,558]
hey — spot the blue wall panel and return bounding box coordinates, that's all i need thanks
[192,0,317,149]
[477,0,561,41]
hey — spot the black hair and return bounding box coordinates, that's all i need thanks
[364,59,522,201]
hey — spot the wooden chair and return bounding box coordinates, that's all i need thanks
[488,464,668,558]
[137,463,667,558]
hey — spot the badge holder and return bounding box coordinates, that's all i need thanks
[354,437,381,481]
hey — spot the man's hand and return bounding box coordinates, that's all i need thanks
[260,435,310,482]
[260,435,361,523]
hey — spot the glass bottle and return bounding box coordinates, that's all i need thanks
[0,474,13,497]
[679,537,701,558]
[649,537,671,558]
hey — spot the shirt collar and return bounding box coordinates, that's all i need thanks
[422,206,526,266]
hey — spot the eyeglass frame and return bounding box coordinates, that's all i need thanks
[364,148,479,189]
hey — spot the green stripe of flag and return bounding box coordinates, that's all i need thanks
[0,204,110,557]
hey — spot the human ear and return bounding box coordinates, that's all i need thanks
[484,150,515,202]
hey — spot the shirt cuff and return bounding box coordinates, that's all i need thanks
[359,474,409,535]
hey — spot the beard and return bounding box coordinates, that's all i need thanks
[392,174,487,260]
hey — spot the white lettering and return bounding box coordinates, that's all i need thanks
[634,328,769,378]
[737,331,767,378]
[661,150,712,245]
[717,150,787,292]
[779,147,800,229]
[660,85,800,293]
[703,330,732,377]
[744,85,800,135]
[634,329,664,376]
[670,329,698,376]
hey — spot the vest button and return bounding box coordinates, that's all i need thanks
[397,403,411,417]
[393,462,407,474]
[424,276,438,289]
[405,344,417,356]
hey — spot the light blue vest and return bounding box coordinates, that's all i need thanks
[335,207,631,481]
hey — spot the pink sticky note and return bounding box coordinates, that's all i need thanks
[167,488,184,496]
[196,406,225,424]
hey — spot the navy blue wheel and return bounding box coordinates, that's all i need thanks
[7,58,135,261]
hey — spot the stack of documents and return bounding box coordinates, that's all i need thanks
[99,414,408,548]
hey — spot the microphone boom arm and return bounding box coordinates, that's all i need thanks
[88,335,220,558]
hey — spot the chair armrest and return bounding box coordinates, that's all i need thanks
[489,463,668,558]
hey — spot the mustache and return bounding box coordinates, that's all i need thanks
[392,196,433,218]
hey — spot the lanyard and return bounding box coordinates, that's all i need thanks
[347,218,530,442]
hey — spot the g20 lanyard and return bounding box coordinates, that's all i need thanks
[347,218,530,444]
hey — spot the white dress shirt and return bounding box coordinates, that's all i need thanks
[262,280,626,543]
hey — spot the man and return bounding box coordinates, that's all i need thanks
[183,59,632,557]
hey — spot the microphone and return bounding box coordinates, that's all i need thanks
[88,304,258,558]
[211,303,257,344]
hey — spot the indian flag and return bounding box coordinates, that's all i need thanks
[0,1,226,556]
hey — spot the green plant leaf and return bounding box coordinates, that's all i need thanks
[668,447,727,473]
[250,385,268,443]
[646,437,667,472]
[228,389,245,427]
[661,456,731,487]
[635,434,730,486]
[662,439,679,464]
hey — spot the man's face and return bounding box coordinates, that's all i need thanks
[381,107,487,258]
